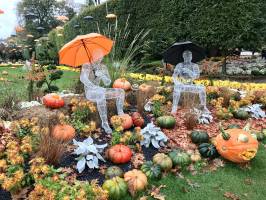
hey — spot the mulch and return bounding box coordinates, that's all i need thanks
[163,108,266,151]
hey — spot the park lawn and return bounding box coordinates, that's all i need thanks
[0,66,79,102]
[124,144,266,200]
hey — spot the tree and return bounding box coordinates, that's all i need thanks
[17,0,75,39]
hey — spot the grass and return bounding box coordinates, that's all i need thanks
[0,66,79,102]
[124,145,266,200]
[1,66,266,200]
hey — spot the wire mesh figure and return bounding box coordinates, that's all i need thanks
[171,50,209,114]
[80,58,125,134]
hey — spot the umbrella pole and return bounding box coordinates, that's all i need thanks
[81,39,92,63]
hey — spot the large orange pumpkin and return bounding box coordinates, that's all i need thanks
[106,144,132,164]
[52,124,75,142]
[124,169,148,195]
[120,114,133,130]
[43,93,65,109]
[113,78,131,91]
[215,127,258,163]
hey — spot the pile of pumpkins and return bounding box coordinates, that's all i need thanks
[102,148,192,199]
[190,123,261,163]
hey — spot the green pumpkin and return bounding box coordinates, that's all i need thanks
[198,143,219,159]
[233,110,250,120]
[190,131,209,144]
[152,153,173,171]
[102,177,128,200]
[156,116,176,129]
[141,161,161,179]
[227,124,241,129]
[105,166,124,179]
[168,150,191,167]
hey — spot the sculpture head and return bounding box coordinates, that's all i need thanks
[182,50,192,63]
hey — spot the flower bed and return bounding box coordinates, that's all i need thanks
[0,76,265,199]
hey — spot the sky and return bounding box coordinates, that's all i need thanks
[0,0,20,39]
[0,0,105,39]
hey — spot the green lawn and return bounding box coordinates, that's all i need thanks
[0,67,79,102]
[125,145,266,200]
[1,67,266,200]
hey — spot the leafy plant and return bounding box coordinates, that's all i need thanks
[73,137,107,173]
[111,131,122,146]
[140,123,168,148]
[152,101,164,118]
[36,65,63,93]
[102,15,150,82]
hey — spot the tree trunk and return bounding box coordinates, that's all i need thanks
[222,55,227,75]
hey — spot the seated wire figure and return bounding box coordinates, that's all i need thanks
[171,50,209,114]
[80,58,125,134]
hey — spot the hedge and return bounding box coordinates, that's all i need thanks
[46,0,266,62]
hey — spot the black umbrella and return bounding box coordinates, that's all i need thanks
[163,41,205,65]
[83,15,94,21]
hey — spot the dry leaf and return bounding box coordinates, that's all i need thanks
[139,196,149,200]
[186,179,200,189]
[131,153,145,169]
[99,165,107,175]
[11,187,30,200]
[224,192,240,200]
[60,167,74,174]
[150,185,166,200]
[244,178,252,185]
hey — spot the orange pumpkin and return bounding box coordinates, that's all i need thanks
[131,112,144,127]
[43,93,65,109]
[124,169,148,195]
[52,124,75,142]
[215,126,258,163]
[120,114,133,130]
[113,78,131,91]
[106,144,132,164]
[138,84,153,93]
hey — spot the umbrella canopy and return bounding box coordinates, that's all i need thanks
[163,41,205,65]
[59,33,113,67]
[56,15,69,22]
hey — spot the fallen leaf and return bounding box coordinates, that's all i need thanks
[11,187,30,200]
[99,165,107,175]
[150,185,166,200]
[139,196,149,200]
[131,153,145,169]
[224,192,240,200]
[181,187,189,193]
[244,178,252,185]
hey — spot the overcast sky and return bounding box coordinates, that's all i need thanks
[0,0,105,39]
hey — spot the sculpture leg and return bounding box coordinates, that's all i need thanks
[171,89,181,114]
[198,87,209,113]
[105,88,125,115]
[96,99,112,134]
[116,89,125,115]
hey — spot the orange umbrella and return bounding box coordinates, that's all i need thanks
[0,9,4,14]
[59,33,113,67]
[56,15,69,22]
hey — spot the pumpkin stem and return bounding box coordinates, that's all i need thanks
[243,122,251,132]
[219,122,230,140]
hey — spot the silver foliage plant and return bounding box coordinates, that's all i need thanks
[193,108,213,124]
[242,104,266,119]
[140,122,168,149]
[73,137,107,173]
